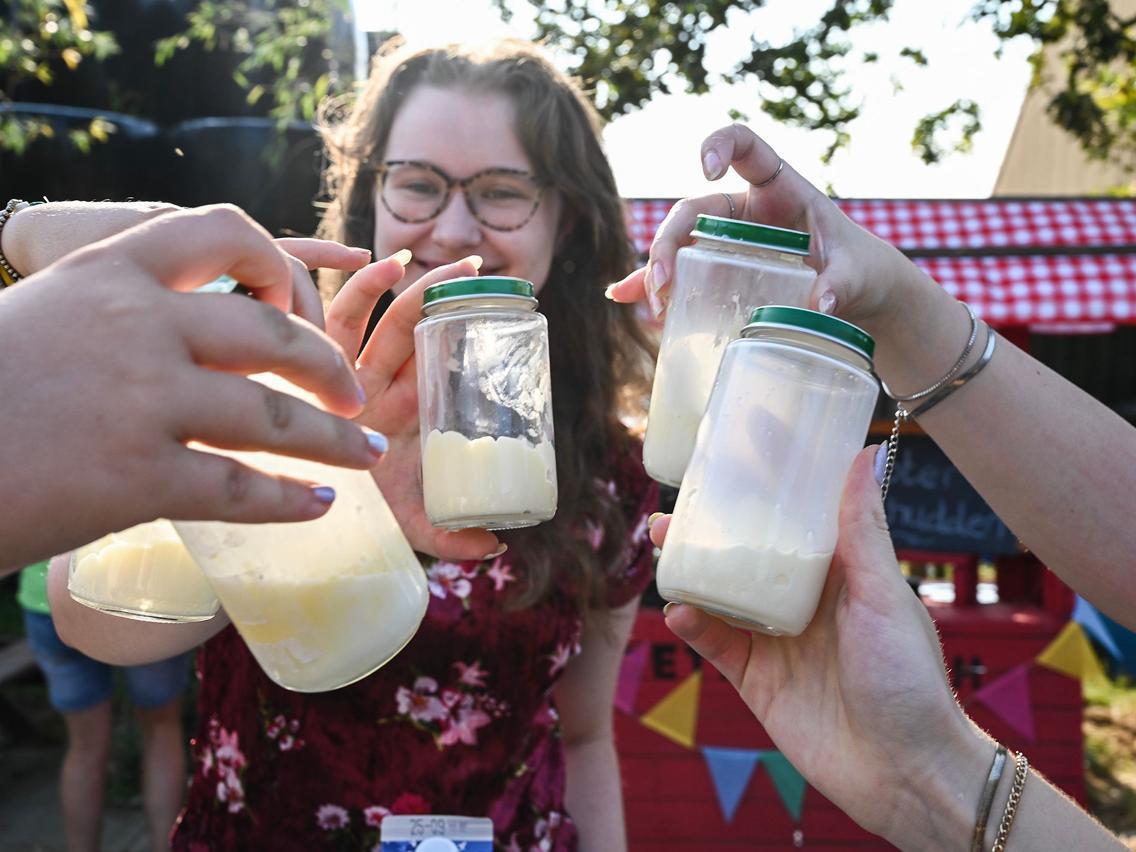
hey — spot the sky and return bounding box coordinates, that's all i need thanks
[352,0,1036,200]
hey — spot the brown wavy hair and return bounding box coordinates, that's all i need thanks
[315,39,656,614]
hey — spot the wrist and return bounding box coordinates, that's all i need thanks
[866,260,977,401]
[0,199,35,283]
[883,718,993,851]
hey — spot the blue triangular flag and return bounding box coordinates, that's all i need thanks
[761,750,807,822]
[1073,596,1123,661]
[701,746,761,823]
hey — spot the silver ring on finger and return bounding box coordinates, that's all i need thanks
[755,157,784,188]
[720,192,736,219]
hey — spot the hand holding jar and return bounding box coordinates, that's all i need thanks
[655,448,1125,852]
[605,123,961,397]
[652,448,989,848]
[323,255,503,562]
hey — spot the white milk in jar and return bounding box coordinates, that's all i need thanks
[68,519,218,622]
[656,306,879,636]
[644,216,815,487]
[414,277,557,530]
[173,373,429,693]
[421,430,557,525]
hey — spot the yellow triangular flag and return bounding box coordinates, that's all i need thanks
[1037,622,1109,692]
[640,671,701,749]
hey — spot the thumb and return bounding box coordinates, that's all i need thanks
[832,445,907,602]
[804,202,857,317]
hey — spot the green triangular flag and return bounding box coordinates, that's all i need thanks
[761,750,806,822]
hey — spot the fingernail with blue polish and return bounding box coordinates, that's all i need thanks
[365,430,389,455]
[356,384,367,406]
[312,486,336,505]
[873,443,889,486]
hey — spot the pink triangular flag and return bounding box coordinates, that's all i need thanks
[614,641,650,715]
[970,664,1035,741]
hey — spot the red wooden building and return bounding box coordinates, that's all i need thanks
[615,196,1136,850]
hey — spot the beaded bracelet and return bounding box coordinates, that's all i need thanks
[0,198,33,286]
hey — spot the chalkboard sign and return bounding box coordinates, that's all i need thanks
[883,436,1020,554]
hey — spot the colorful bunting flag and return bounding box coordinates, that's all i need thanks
[1037,621,1109,692]
[614,641,650,715]
[760,751,807,822]
[701,747,762,823]
[1073,596,1123,661]
[969,664,1035,741]
[1090,607,1136,678]
[640,671,701,749]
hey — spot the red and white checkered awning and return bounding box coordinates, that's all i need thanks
[626,198,1136,329]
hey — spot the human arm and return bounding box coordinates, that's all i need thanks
[553,596,639,852]
[656,447,1124,851]
[610,122,1136,630]
[0,205,385,571]
[1,200,180,276]
[0,201,373,326]
[46,554,228,665]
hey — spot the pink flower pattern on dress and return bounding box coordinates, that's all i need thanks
[391,667,507,750]
[454,659,488,688]
[265,713,305,752]
[437,696,493,747]
[546,622,583,679]
[546,642,575,679]
[506,810,565,852]
[395,676,450,724]
[198,717,248,814]
[316,803,349,831]
[363,805,390,828]
[427,562,474,600]
[486,558,517,592]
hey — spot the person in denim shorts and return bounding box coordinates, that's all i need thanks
[18,560,189,852]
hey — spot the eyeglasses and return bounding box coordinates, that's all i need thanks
[375,160,547,232]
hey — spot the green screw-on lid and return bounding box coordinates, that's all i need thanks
[743,305,875,361]
[693,215,810,255]
[422,276,536,307]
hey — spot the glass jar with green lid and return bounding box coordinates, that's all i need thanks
[655,306,879,636]
[643,215,816,487]
[414,276,557,530]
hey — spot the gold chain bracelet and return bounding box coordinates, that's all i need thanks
[991,751,1029,852]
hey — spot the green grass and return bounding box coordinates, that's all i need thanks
[1085,678,1136,844]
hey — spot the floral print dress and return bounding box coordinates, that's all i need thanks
[171,447,658,851]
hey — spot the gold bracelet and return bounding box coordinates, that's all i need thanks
[991,751,1029,852]
[0,198,33,286]
[971,744,1008,852]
